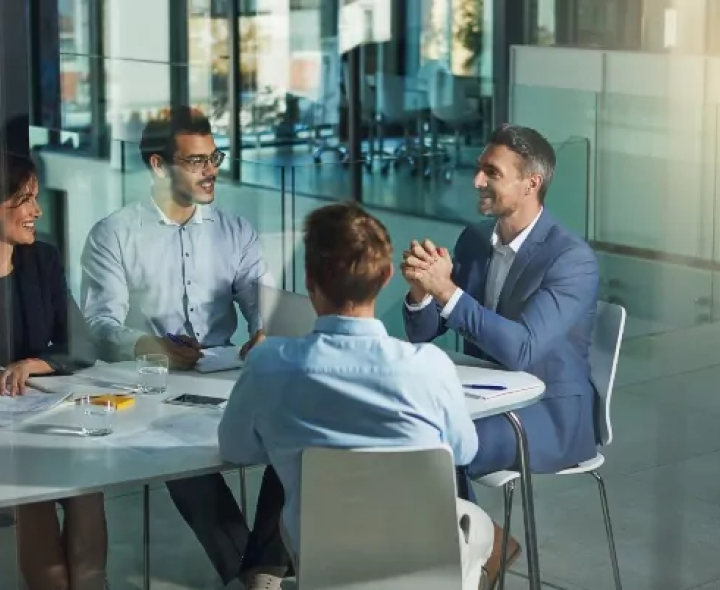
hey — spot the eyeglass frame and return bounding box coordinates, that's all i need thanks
[173,150,226,172]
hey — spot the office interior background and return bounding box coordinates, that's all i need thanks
[4,0,720,588]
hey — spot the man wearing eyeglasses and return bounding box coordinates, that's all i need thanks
[82,106,267,367]
[80,106,284,586]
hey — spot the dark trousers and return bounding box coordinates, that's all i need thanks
[166,467,290,585]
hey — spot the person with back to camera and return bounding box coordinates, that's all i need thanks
[219,203,496,589]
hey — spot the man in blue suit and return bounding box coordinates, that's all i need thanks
[401,124,599,586]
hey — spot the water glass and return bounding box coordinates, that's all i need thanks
[76,396,116,437]
[136,354,169,394]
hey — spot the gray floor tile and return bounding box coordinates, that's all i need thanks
[499,469,720,590]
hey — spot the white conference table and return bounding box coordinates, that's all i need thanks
[0,353,545,589]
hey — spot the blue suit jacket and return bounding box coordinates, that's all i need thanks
[403,210,599,472]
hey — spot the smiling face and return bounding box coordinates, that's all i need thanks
[150,133,221,206]
[473,144,537,218]
[0,175,41,246]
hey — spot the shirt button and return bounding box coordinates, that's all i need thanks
[190,308,195,312]
[187,280,191,285]
[185,253,190,257]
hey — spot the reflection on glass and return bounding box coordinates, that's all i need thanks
[59,0,92,130]
[419,0,490,78]
[189,0,230,150]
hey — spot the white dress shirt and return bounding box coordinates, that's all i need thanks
[405,209,543,316]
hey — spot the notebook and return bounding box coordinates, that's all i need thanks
[195,346,244,373]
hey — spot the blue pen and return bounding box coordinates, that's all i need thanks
[463,384,507,391]
[166,333,194,348]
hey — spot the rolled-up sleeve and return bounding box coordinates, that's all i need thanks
[231,217,273,335]
[80,220,145,361]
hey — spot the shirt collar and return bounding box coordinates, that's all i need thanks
[490,207,544,253]
[313,315,388,337]
[147,197,209,226]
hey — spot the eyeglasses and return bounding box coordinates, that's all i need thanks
[174,150,226,172]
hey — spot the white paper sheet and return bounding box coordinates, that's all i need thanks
[463,388,514,401]
[195,346,243,373]
[105,413,221,455]
[0,389,73,427]
[456,364,538,401]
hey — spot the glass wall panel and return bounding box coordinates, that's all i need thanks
[59,0,92,131]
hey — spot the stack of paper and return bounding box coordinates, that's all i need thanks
[0,389,73,427]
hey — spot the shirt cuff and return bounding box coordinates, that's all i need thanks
[404,294,433,312]
[440,288,464,319]
[118,330,147,361]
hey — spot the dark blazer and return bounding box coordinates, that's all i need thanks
[403,210,599,472]
[11,241,96,373]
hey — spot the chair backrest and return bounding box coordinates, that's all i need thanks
[589,301,626,446]
[375,73,425,120]
[298,446,463,590]
[259,285,317,338]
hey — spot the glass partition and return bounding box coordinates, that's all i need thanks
[1,134,289,588]
[290,159,465,351]
[546,136,591,239]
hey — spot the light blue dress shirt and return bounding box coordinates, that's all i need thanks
[217,315,478,555]
[80,198,269,360]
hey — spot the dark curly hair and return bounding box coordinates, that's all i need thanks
[0,152,38,206]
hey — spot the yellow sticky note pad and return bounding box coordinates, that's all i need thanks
[91,394,136,410]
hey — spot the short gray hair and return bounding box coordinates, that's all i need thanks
[488,124,556,203]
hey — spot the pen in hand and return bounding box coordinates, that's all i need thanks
[166,333,199,349]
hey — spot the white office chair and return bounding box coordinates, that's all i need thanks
[476,301,626,590]
[287,446,485,590]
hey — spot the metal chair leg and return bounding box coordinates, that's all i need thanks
[239,467,248,516]
[591,471,623,590]
[497,480,516,590]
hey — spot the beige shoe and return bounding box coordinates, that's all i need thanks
[241,567,287,590]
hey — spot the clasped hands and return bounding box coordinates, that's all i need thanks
[400,239,457,306]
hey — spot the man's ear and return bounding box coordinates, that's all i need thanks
[382,264,394,288]
[527,172,543,196]
[149,154,168,179]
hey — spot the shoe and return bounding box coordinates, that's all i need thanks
[241,567,287,590]
[485,524,522,590]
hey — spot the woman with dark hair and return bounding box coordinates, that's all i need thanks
[0,152,107,589]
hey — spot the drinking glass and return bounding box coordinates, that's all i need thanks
[136,354,169,394]
[76,396,116,436]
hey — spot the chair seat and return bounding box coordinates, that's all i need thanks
[476,452,606,488]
